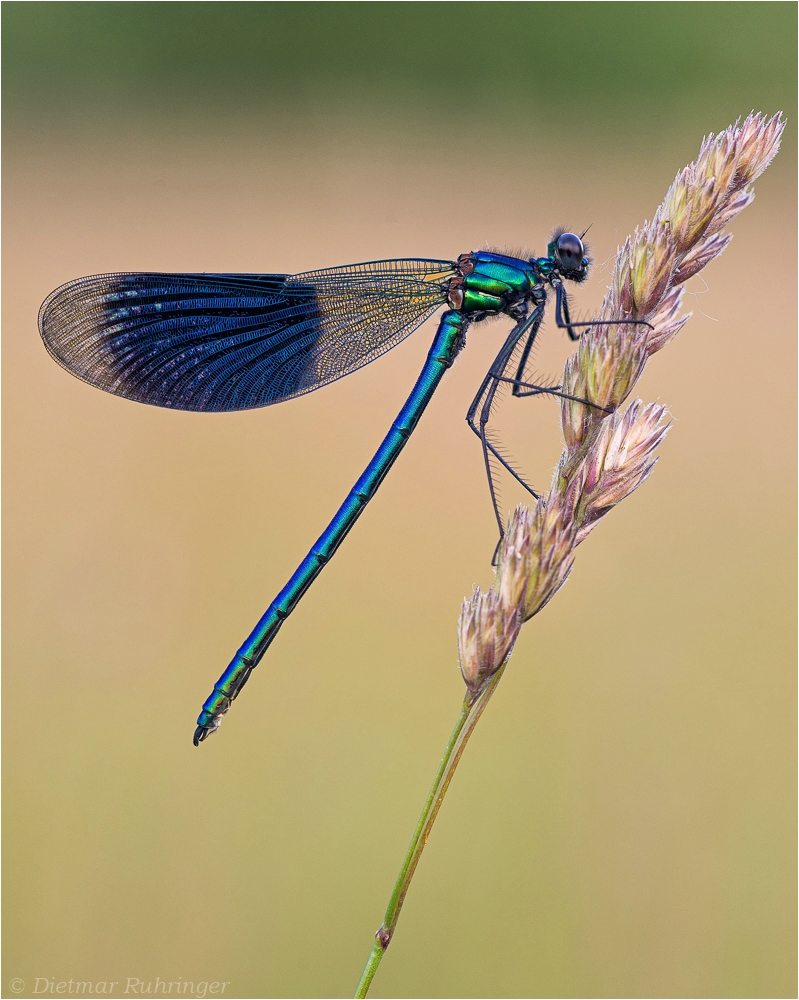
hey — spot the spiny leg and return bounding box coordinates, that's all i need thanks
[512,287,652,406]
[555,280,582,341]
[509,292,599,398]
[468,372,522,539]
[484,287,655,540]
[472,376,538,567]
[511,308,547,396]
[466,308,545,539]
[499,376,612,413]
[470,375,542,496]
[469,369,543,490]
[553,281,655,339]
[509,283,654,412]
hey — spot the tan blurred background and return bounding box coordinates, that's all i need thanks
[3,4,796,998]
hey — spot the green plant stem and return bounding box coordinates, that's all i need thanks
[353,665,507,998]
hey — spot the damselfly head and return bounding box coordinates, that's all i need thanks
[549,231,589,282]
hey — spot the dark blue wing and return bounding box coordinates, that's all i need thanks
[39,260,455,412]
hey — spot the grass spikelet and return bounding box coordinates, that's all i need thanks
[459,111,784,689]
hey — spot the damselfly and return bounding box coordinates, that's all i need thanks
[40,232,636,744]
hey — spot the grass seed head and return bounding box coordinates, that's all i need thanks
[458,585,521,694]
[455,112,783,697]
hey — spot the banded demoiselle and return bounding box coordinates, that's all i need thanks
[40,232,632,744]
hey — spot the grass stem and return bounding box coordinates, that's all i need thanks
[354,666,506,997]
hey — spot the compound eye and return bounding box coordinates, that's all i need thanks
[555,233,585,270]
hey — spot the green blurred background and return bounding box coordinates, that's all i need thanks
[3,3,796,997]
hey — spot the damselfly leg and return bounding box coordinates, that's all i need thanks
[469,283,654,557]
[466,309,546,540]
[553,281,655,338]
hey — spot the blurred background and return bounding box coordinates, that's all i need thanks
[3,4,796,998]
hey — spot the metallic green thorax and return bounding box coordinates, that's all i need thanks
[450,251,539,318]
